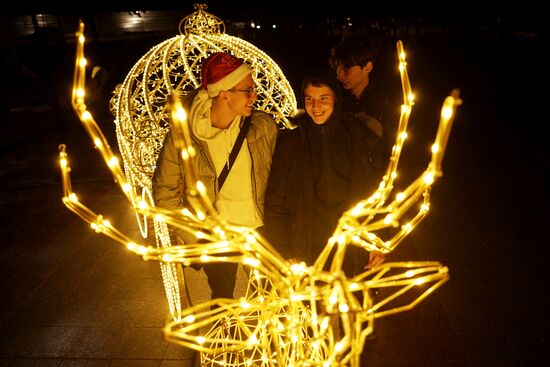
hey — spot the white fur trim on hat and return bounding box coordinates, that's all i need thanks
[206,63,251,98]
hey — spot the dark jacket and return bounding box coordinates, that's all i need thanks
[341,65,401,161]
[264,67,384,266]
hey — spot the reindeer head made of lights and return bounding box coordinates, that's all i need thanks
[59,4,461,367]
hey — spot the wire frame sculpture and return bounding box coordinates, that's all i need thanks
[109,4,297,318]
[111,4,295,196]
[59,10,462,367]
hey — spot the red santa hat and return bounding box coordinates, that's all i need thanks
[201,52,251,97]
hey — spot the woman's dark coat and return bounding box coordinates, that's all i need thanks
[264,67,384,269]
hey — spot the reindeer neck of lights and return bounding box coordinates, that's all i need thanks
[59,8,461,367]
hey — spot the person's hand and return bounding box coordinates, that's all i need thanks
[367,251,385,268]
[366,118,383,138]
[358,113,383,138]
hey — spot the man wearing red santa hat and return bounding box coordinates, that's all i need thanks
[153,52,278,302]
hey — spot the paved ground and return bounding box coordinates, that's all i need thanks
[0,31,546,366]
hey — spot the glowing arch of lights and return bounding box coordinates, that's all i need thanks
[108,4,297,321]
[111,4,296,196]
[59,5,461,367]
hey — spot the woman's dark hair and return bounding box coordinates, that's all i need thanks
[301,66,342,103]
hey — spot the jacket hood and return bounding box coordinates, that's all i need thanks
[189,89,241,141]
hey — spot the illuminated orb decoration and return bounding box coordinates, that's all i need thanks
[111,3,295,202]
[60,11,461,367]
[108,4,297,321]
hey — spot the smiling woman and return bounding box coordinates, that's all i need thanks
[264,66,383,265]
[303,82,336,125]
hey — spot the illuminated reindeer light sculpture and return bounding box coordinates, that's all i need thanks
[59,18,461,367]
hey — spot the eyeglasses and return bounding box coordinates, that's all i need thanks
[227,86,257,96]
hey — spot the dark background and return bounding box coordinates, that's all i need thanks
[0,1,546,366]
